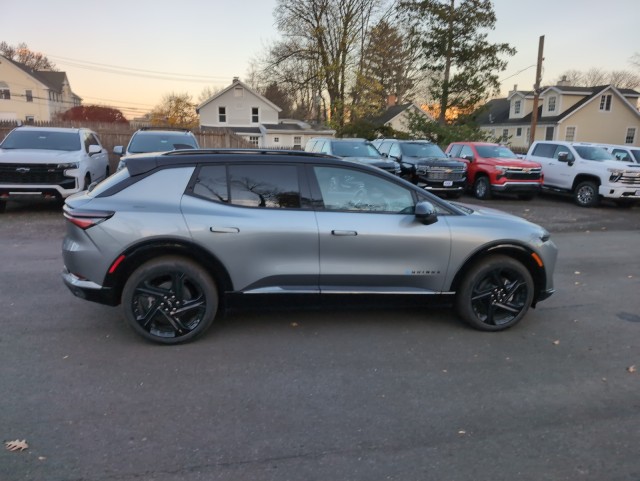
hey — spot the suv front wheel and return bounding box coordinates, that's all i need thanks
[455,255,534,331]
[122,256,219,344]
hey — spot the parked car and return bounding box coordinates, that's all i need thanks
[525,141,640,207]
[596,143,640,164]
[445,142,543,200]
[0,126,110,213]
[61,149,557,344]
[305,137,400,175]
[113,127,199,171]
[372,139,466,198]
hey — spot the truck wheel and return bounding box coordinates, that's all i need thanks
[574,181,599,207]
[473,176,492,200]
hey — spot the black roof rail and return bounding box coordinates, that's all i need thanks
[139,127,192,132]
[163,148,328,157]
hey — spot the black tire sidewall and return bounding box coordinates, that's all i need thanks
[122,256,218,344]
[456,255,534,331]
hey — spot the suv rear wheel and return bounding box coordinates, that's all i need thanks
[122,256,218,344]
[455,255,534,331]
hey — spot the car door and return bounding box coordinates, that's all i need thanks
[84,132,108,181]
[310,164,452,294]
[182,163,320,293]
[530,142,565,187]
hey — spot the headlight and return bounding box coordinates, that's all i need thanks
[608,168,623,182]
[57,162,79,169]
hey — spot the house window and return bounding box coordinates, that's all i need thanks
[502,129,509,142]
[516,127,522,137]
[514,100,521,114]
[273,137,280,143]
[218,106,226,123]
[547,96,556,112]
[251,107,259,123]
[293,136,302,149]
[234,87,244,98]
[0,88,10,100]
[565,126,576,142]
[249,136,259,146]
[599,94,612,111]
[545,126,555,140]
[25,90,33,102]
[625,127,636,144]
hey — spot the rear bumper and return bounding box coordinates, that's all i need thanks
[62,268,119,306]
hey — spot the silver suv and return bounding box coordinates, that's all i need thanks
[62,149,557,344]
[113,127,199,171]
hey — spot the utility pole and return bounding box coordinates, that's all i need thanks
[529,35,545,146]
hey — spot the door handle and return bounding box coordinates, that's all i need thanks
[331,230,357,236]
[210,227,240,233]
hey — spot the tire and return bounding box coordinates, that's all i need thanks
[455,255,534,332]
[574,181,599,207]
[473,176,492,200]
[122,256,219,344]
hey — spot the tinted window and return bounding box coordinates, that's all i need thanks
[376,141,392,155]
[0,130,81,151]
[574,146,614,161]
[531,143,557,158]
[128,133,198,153]
[476,145,517,158]
[229,164,301,208]
[611,149,630,162]
[554,145,574,161]
[401,142,446,158]
[331,141,380,158]
[448,144,462,157]
[314,166,414,213]
[460,145,474,158]
[193,165,229,203]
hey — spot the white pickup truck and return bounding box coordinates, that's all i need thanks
[525,140,640,207]
[0,126,109,212]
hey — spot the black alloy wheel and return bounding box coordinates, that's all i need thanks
[456,255,534,331]
[122,257,218,344]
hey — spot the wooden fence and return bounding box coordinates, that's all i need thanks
[0,121,252,171]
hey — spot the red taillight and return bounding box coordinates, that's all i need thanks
[63,207,114,230]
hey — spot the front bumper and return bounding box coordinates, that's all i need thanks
[599,185,640,199]
[491,182,542,194]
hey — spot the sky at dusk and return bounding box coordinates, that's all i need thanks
[1,0,638,118]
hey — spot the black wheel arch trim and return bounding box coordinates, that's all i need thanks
[449,242,549,305]
[101,239,233,307]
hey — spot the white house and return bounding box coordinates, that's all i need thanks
[197,77,334,149]
[0,54,81,123]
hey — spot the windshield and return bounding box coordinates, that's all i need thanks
[0,130,81,151]
[332,141,381,158]
[128,133,198,154]
[475,145,517,158]
[574,146,614,161]
[401,143,446,157]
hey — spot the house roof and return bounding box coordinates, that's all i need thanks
[477,84,640,127]
[370,103,432,127]
[1,54,77,96]
[197,78,282,113]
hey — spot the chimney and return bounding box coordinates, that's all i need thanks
[557,75,570,87]
[509,84,518,96]
[387,94,397,107]
[233,76,239,83]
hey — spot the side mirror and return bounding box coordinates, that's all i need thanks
[557,151,574,166]
[113,146,124,156]
[461,154,473,161]
[88,144,102,155]
[415,201,438,225]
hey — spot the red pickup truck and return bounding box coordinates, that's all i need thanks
[445,142,544,200]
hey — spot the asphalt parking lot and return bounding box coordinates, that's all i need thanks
[1,193,639,481]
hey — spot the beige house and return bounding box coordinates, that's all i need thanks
[476,84,640,150]
[370,95,434,134]
[0,54,81,123]
[197,77,334,149]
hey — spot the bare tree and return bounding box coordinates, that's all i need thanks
[0,41,57,70]
[273,0,383,130]
[554,68,640,89]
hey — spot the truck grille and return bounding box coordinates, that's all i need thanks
[620,171,640,186]
[417,166,466,181]
[504,168,542,181]
[0,163,68,185]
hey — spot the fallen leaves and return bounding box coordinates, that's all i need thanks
[628,365,637,374]
[5,439,28,452]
